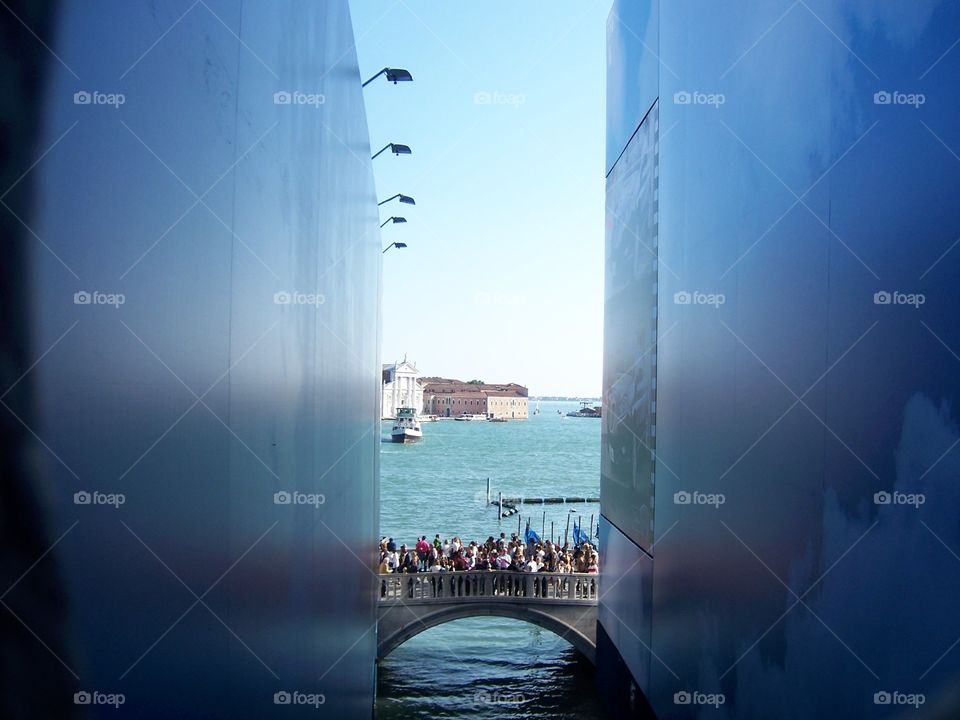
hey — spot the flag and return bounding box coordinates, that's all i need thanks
[524,524,540,545]
[573,520,589,546]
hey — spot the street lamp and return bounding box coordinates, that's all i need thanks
[380,216,407,228]
[371,143,412,160]
[378,193,416,207]
[362,67,413,87]
[382,242,408,254]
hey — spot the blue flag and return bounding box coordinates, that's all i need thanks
[573,521,589,547]
[524,525,540,545]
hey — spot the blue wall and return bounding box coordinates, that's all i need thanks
[602,1,960,717]
[10,1,381,716]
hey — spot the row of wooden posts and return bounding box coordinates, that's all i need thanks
[485,478,595,547]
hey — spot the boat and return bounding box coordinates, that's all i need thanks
[533,398,541,416]
[566,401,602,418]
[454,414,488,421]
[419,414,438,423]
[490,417,508,423]
[391,407,423,442]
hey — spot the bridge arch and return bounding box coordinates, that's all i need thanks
[377,602,596,663]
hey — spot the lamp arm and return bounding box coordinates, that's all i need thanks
[361,68,387,88]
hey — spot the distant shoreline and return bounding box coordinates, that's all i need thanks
[531,397,601,402]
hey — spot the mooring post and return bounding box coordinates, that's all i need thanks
[542,511,546,538]
[517,514,521,537]
[486,477,490,504]
[564,514,570,547]
[589,514,594,542]
[498,491,503,519]
[551,521,554,545]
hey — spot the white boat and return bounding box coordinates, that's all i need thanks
[391,407,423,442]
[454,413,488,422]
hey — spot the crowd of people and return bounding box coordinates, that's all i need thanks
[377,531,599,575]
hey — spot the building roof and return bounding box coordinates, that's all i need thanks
[421,377,528,397]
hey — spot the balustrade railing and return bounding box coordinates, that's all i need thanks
[378,571,598,604]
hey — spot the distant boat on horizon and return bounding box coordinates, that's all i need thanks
[567,401,602,418]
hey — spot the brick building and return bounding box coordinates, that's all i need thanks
[421,378,529,419]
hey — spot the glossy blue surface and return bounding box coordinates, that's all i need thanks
[603,0,960,717]
[18,1,381,716]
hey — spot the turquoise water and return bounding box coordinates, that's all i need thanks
[376,401,605,720]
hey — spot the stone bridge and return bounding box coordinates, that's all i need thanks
[377,571,598,663]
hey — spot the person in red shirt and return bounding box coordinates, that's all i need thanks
[415,536,431,570]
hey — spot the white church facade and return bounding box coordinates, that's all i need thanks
[381,359,423,419]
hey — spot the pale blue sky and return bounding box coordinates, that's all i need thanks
[350,1,609,397]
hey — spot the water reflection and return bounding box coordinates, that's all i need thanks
[376,618,605,719]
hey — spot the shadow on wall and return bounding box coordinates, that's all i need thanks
[0,0,73,718]
[723,393,960,717]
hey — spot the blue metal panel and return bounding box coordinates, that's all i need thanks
[602,102,658,554]
[605,0,960,717]
[606,0,658,175]
[10,1,381,716]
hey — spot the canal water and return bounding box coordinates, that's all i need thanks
[376,401,605,719]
